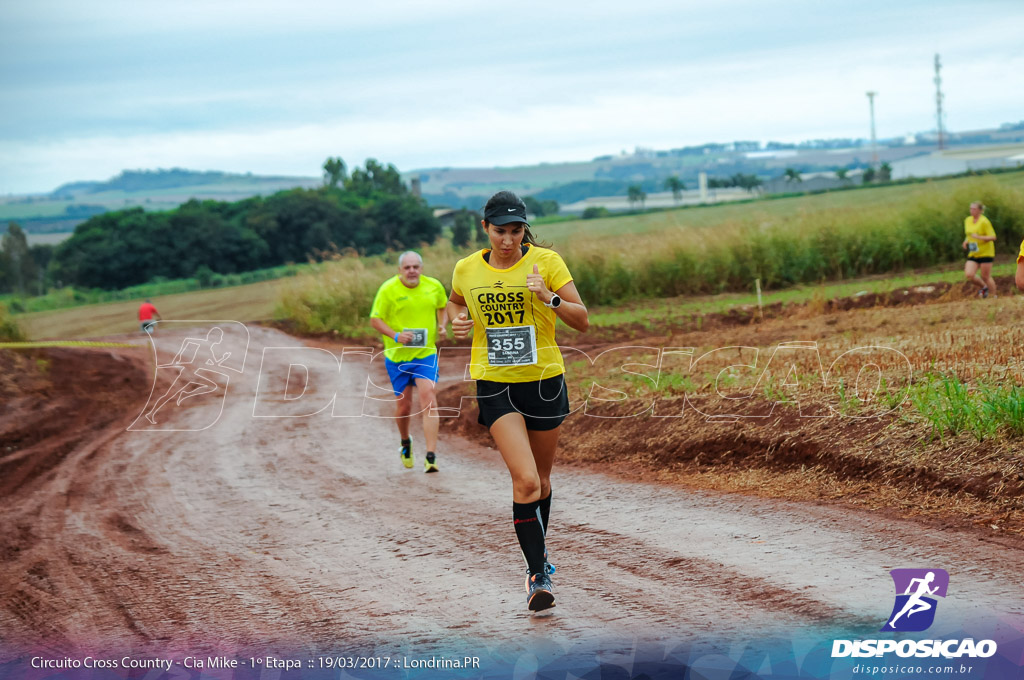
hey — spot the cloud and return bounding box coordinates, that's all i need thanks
[2,0,1022,193]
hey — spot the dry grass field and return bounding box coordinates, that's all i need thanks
[15,279,283,340]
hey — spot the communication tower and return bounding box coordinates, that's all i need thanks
[866,91,878,166]
[934,54,945,150]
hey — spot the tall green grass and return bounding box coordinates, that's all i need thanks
[910,373,1024,442]
[275,245,463,337]
[276,175,1024,334]
[565,177,1024,304]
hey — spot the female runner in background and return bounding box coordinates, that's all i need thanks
[963,201,997,297]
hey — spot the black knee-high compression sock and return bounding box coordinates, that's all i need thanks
[513,500,546,575]
[539,491,552,535]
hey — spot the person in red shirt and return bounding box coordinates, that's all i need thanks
[138,299,161,334]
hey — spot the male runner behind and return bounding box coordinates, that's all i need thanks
[369,251,448,472]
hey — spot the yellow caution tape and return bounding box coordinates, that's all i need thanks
[0,341,141,348]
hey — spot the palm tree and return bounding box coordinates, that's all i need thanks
[322,157,347,187]
[664,176,685,204]
[784,168,802,183]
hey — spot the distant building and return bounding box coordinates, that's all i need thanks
[761,170,860,194]
[432,208,456,229]
[560,187,753,213]
[891,143,1024,179]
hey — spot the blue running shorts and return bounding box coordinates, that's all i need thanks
[385,354,440,396]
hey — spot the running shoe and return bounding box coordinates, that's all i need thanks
[400,442,413,469]
[526,572,555,611]
[424,451,439,473]
[980,286,989,299]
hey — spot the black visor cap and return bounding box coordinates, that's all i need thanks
[484,201,530,227]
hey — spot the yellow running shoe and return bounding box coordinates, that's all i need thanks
[424,451,439,473]
[400,442,413,469]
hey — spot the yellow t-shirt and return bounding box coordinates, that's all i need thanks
[1018,238,1024,263]
[964,215,995,259]
[369,275,447,362]
[451,244,574,382]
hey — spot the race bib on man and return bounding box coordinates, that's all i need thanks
[405,328,428,348]
[485,326,537,366]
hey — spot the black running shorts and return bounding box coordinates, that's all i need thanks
[475,375,570,431]
[967,256,994,264]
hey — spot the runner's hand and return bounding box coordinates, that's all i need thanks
[527,264,551,303]
[395,330,413,344]
[452,312,473,339]
[437,324,447,340]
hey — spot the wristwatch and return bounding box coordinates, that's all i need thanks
[544,294,561,309]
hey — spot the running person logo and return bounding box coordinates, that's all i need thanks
[881,568,949,632]
[129,321,250,432]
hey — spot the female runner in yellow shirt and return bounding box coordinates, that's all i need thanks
[962,201,997,298]
[447,190,589,612]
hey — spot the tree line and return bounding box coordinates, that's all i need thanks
[0,159,440,293]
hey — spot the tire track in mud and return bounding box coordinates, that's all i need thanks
[556,525,877,629]
[2,327,1022,658]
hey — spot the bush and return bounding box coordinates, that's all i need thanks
[195,265,215,288]
[0,302,25,341]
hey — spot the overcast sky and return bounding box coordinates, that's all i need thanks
[1,0,1022,194]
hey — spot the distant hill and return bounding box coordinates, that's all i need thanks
[3,168,321,239]
[49,168,319,199]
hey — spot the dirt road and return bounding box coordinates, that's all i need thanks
[2,326,1022,660]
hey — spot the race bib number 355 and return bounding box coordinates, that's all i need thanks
[405,328,428,348]
[485,326,537,366]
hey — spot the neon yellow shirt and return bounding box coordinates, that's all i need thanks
[1018,238,1024,263]
[369,275,447,362]
[451,244,574,382]
[964,215,995,259]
